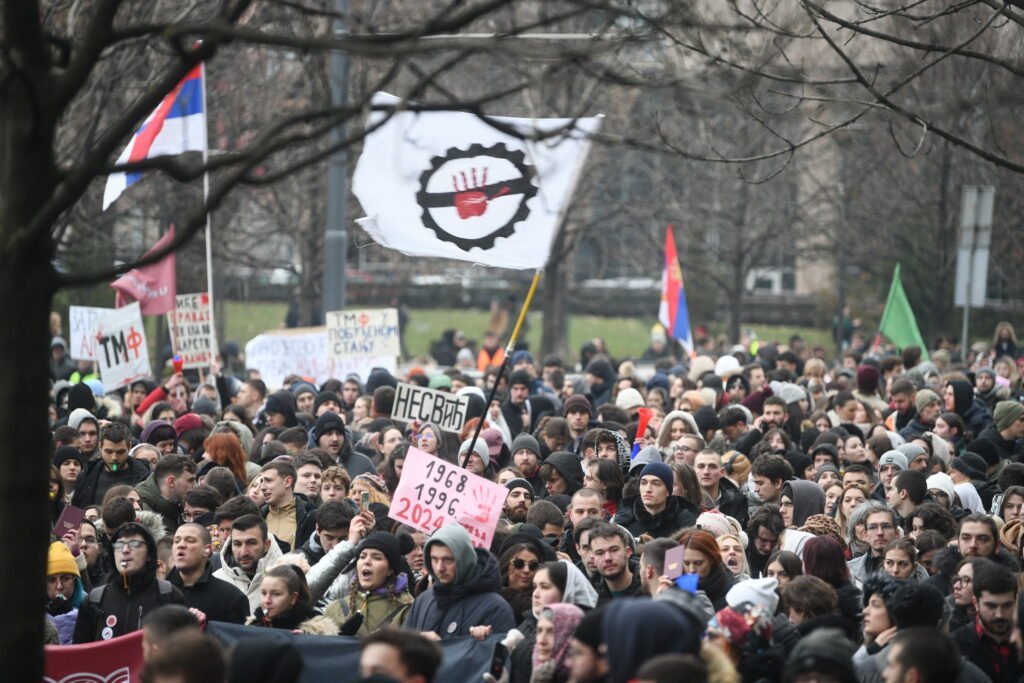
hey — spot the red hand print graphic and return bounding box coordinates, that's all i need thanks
[452,168,510,219]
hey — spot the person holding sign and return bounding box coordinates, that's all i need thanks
[405,523,515,641]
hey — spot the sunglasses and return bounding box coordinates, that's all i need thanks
[512,559,540,571]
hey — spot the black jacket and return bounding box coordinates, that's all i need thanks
[614,495,698,539]
[72,575,185,643]
[714,478,749,529]
[952,621,1021,683]
[698,564,735,612]
[71,457,151,508]
[260,493,319,552]
[167,562,249,624]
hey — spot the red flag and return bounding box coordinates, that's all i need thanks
[45,629,144,683]
[110,226,177,315]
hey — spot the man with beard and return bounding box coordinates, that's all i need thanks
[509,433,545,496]
[952,559,1019,683]
[503,479,534,524]
[590,522,641,601]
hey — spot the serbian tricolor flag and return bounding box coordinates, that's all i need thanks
[103,64,207,210]
[658,225,694,355]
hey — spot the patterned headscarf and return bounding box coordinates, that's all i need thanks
[532,603,585,680]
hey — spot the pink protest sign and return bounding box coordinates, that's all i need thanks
[389,446,508,548]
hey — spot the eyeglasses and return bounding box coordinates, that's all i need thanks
[953,575,973,586]
[512,559,540,571]
[112,540,146,552]
[866,523,895,533]
[80,536,98,546]
[673,445,697,453]
[180,511,208,523]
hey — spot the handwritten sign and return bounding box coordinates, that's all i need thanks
[389,447,508,549]
[325,308,400,360]
[244,327,396,391]
[68,306,109,361]
[96,302,150,390]
[392,382,469,432]
[168,293,215,369]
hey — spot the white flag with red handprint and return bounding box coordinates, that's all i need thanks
[353,92,601,269]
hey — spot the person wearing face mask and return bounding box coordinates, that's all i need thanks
[72,522,186,643]
[324,531,415,635]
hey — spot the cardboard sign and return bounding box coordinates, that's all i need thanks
[68,306,109,361]
[325,308,400,360]
[244,327,396,391]
[167,293,214,369]
[389,446,508,549]
[96,302,150,390]
[392,382,469,432]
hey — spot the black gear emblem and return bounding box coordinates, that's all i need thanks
[416,143,538,251]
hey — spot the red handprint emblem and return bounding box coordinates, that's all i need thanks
[470,485,502,524]
[452,168,511,220]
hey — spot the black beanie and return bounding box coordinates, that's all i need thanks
[357,532,403,572]
[52,446,84,468]
[314,391,341,413]
[509,370,532,390]
[315,412,345,438]
[573,607,606,650]
[67,383,95,413]
[967,439,1001,468]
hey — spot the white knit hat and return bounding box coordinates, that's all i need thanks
[726,577,779,614]
[926,472,955,503]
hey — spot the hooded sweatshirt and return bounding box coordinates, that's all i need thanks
[405,524,515,638]
[603,598,702,683]
[949,379,995,437]
[544,452,583,496]
[783,480,826,527]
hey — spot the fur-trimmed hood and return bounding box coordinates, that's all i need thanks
[93,509,168,542]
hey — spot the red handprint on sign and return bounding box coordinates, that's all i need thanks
[470,485,502,524]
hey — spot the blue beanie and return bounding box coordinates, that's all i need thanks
[639,462,674,492]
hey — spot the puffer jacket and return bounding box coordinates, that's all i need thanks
[405,547,515,639]
[614,495,698,539]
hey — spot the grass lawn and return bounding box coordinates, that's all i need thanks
[220,302,835,362]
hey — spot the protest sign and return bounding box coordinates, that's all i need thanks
[45,629,143,683]
[167,292,214,369]
[325,308,400,360]
[207,621,502,683]
[389,447,507,548]
[96,302,150,390]
[68,306,108,361]
[244,327,396,390]
[392,382,469,432]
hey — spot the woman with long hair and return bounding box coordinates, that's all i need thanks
[499,541,545,617]
[803,535,862,631]
[350,473,392,507]
[200,432,249,487]
[379,442,409,496]
[836,484,869,557]
[583,458,624,517]
[655,411,699,460]
[675,529,735,610]
[670,462,708,511]
[324,532,414,635]
[250,564,338,634]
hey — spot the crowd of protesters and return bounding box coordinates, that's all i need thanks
[42,316,1024,683]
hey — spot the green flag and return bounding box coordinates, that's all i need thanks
[879,263,929,360]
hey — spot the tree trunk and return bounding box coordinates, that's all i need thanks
[0,240,54,682]
[541,254,569,359]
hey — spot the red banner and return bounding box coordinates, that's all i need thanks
[110,226,177,316]
[45,630,143,683]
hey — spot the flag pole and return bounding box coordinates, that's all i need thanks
[199,61,218,371]
[462,268,543,469]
